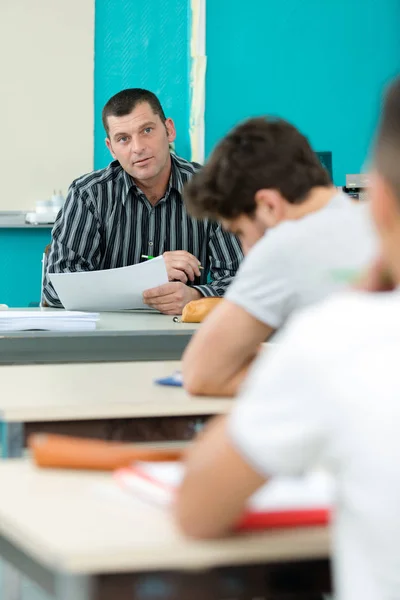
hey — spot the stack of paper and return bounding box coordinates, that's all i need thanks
[49,257,169,311]
[0,311,99,332]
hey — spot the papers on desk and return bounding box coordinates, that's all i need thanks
[0,311,99,332]
[115,462,333,531]
[49,257,169,311]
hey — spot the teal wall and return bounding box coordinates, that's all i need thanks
[0,229,51,307]
[94,0,191,169]
[5,0,400,306]
[205,0,400,185]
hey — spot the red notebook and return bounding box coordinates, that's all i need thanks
[114,462,333,532]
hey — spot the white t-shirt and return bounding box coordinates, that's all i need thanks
[226,193,377,328]
[230,290,400,600]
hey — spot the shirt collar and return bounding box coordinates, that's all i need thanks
[121,153,183,206]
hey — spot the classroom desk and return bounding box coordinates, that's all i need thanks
[0,309,200,364]
[0,361,232,458]
[0,460,331,600]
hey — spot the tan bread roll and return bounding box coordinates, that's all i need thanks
[28,433,185,471]
[181,297,223,323]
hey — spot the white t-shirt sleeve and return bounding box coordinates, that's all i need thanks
[229,314,333,477]
[226,232,295,329]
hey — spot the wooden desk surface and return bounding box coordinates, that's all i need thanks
[0,361,232,422]
[0,460,330,575]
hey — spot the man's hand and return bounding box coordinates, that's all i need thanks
[143,282,202,315]
[163,251,202,283]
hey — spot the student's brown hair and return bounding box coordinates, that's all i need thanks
[184,117,331,220]
[374,77,400,200]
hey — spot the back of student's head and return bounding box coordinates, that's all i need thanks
[102,88,166,137]
[374,77,400,203]
[184,117,331,221]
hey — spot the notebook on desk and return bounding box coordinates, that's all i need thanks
[0,311,99,332]
[115,461,333,531]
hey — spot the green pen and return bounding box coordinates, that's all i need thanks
[141,254,204,269]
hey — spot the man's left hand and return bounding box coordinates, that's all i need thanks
[143,282,202,315]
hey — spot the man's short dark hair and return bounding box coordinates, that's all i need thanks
[374,77,400,202]
[184,117,331,221]
[102,88,166,136]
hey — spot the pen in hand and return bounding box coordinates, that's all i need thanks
[141,255,204,269]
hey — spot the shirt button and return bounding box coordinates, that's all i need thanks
[149,241,153,246]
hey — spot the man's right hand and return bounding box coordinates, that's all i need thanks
[163,251,202,283]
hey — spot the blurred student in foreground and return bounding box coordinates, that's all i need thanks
[182,117,376,396]
[176,77,400,600]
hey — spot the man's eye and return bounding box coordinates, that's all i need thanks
[118,137,128,143]
[144,127,153,134]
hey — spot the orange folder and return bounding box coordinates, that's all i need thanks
[28,433,185,471]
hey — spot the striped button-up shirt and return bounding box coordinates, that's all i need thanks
[43,153,243,307]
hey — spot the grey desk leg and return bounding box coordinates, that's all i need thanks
[0,422,24,459]
[55,574,94,600]
[0,422,24,600]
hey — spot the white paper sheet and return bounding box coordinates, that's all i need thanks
[115,462,334,511]
[0,311,99,332]
[49,257,169,311]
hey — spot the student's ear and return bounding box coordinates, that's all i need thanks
[254,189,285,228]
[105,137,117,160]
[165,118,177,144]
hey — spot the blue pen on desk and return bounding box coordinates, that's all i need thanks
[155,371,183,387]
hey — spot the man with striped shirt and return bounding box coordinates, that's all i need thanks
[43,89,242,313]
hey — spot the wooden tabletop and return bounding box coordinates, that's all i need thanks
[0,460,330,575]
[0,361,232,422]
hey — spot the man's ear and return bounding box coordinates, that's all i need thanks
[165,118,177,144]
[254,189,286,228]
[105,137,116,160]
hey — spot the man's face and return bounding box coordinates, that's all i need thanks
[105,102,176,183]
[222,211,267,255]
[221,189,289,254]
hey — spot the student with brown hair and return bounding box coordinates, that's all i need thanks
[182,117,376,396]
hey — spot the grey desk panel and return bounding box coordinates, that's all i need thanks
[0,223,53,229]
[1,310,198,363]
[0,330,194,364]
[0,211,53,228]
